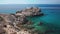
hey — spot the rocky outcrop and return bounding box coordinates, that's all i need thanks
[0,7,45,34]
[16,7,44,16]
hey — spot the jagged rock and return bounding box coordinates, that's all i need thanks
[0,26,7,34]
[15,14,28,25]
[16,7,44,16]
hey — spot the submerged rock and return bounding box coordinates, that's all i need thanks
[38,22,44,26]
[16,7,44,16]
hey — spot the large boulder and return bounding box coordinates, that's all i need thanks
[16,7,44,16]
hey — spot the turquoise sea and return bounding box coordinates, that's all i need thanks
[0,4,60,34]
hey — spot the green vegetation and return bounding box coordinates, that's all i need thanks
[0,16,3,21]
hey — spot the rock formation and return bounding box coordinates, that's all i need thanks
[16,7,44,16]
[0,7,44,34]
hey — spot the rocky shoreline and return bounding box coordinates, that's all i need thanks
[0,7,44,34]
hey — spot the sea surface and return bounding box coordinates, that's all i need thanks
[0,4,60,34]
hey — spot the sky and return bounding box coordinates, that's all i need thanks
[0,0,60,4]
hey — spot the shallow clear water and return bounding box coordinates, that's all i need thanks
[28,9,60,26]
[27,9,60,34]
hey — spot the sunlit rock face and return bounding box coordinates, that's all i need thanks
[16,7,44,16]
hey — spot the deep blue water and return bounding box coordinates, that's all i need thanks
[0,4,60,34]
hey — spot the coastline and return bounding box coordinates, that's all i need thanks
[0,7,47,34]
